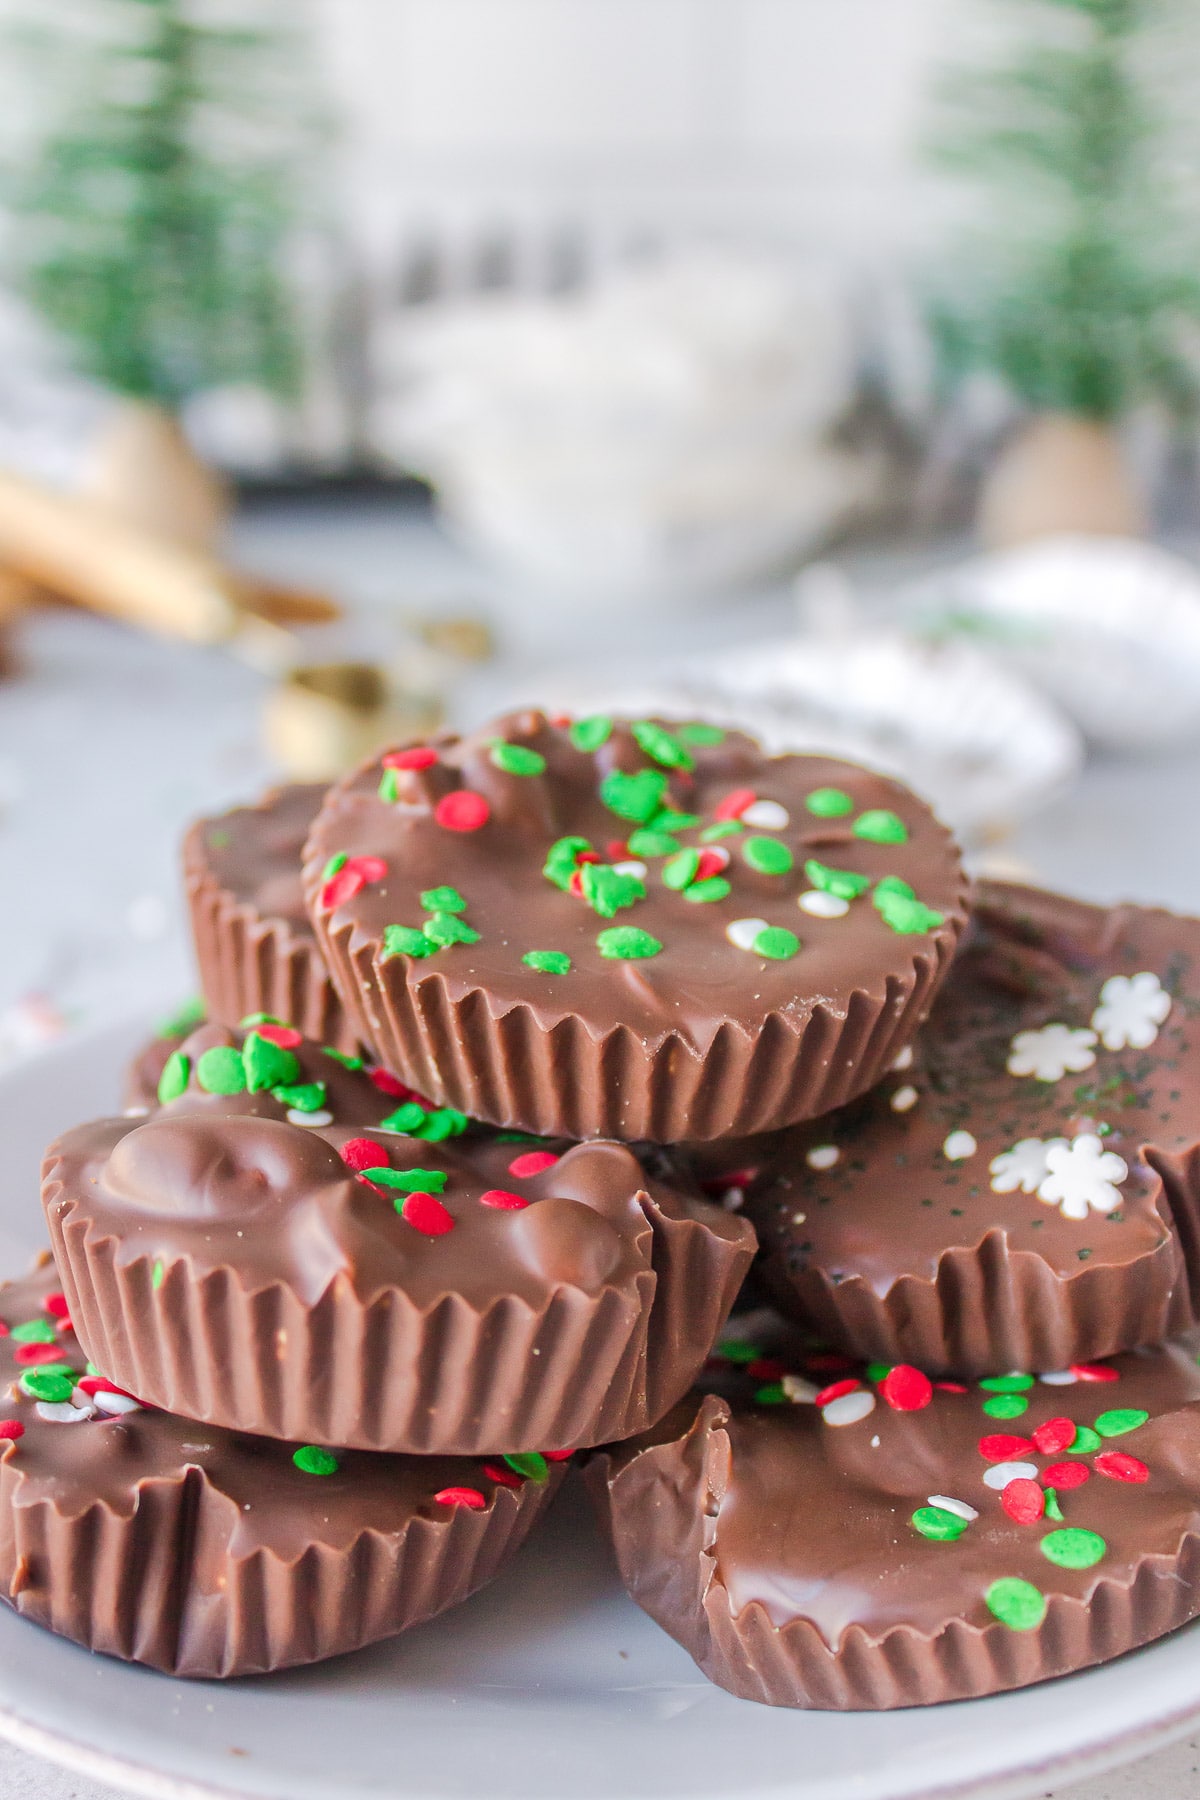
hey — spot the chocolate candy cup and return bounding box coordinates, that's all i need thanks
[301,711,967,1142]
[702,881,1200,1376]
[43,1023,754,1454]
[589,1336,1200,1709]
[185,782,359,1056]
[0,1259,563,1678]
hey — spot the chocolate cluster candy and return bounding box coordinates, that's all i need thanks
[186,783,359,1055]
[301,712,968,1141]
[43,1022,754,1454]
[0,1260,563,1677]
[589,1325,1200,1708]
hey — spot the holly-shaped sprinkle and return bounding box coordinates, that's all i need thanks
[631,721,693,772]
[544,836,593,891]
[580,863,645,918]
[743,837,793,876]
[1041,1527,1106,1569]
[294,1446,339,1476]
[490,742,546,776]
[197,1045,246,1095]
[383,925,436,960]
[597,926,663,960]
[804,860,871,900]
[853,809,908,844]
[274,1082,328,1114]
[600,768,669,824]
[569,715,613,752]
[421,886,467,913]
[806,787,854,818]
[986,1577,1046,1630]
[243,1031,301,1094]
[323,1047,365,1070]
[157,1051,190,1104]
[873,878,945,936]
[424,912,481,948]
[524,950,571,974]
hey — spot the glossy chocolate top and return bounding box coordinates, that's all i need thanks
[190,783,325,936]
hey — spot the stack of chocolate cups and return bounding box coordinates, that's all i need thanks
[10,709,1200,1708]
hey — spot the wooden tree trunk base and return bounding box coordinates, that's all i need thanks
[82,402,231,556]
[978,413,1148,549]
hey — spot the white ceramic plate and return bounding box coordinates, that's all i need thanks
[3,1022,1200,1800]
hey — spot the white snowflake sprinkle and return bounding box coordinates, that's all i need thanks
[37,1401,93,1424]
[1007,1023,1097,1082]
[891,1044,915,1072]
[289,1108,334,1128]
[806,1144,840,1170]
[741,800,789,830]
[1037,1134,1128,1221]
[727,917,769,951]
[799,890,849,919]
[781,1374,819,1404]
[989,1137,1067,1195]
[1038,1370,1078,1386]
[982,1460,1039,1490]
[942,1130,977,1162]
[890,1084,919,1113]
[1091,972,1172,1052]
[92,1391,142,1416]
[822,1390,876,1426]
[928,1495,978,1522]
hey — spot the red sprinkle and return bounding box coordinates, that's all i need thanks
[42,1293,70,1319]
[0,1420,25,1441]
[568,869,586,897]
[433,1486,486,1509]
[255,1024,302,1049]
[814,1379,860,1408]
[1032,1417,1077,1456]
[383,746,438,770]
[700,1168,757,1196]
[1042,1462,1091,1490]
[1071,1362,1119,1383]
[352,856,388,883]
[606,839,629,860]
[76,1376,136,1400]
[1000,1477,1045,1525]
[402,1191,455,1236]
[435,790,490,832]
[747,1358,788,1382]
[479,1189,529,1211]
[1095,1451,1149,1483]
[694,847,730,881]
[369,1068,414,1099]
[508,1151,559,1178]
[0,1322,7,1337]
[482,1462,525,1489]
[15,1342,66,1367]
[881,1365,933,1412]
[935,1382,969,1393]
[320,866,365,911]
[341,1138,389,1173]
[543,1448,574,1462]
[714,787,756,822]
[979,1433,1036,1461]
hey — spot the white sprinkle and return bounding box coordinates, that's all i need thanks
[1038,1369,1078,1386]
[982,1460,1039,1490]
[799,890,849,919]
[613,860,647,879]
[891,1084,919,1113]
[702,844,732,871]
[741,800,789,830]
[37,1401,93,1424]
[288,1108,333,1127]
[806,1144,840,1170]
[781,1375,819,1404]
[92,1391,141,1416]
[727,917,769,951]
[870,1435,881,1447]
[822,1389,876,1427]
[722,1187,745,1212]
[791,1211,807,1224]
[891,1044,915,1072]
[928,1494,979,1522]
[942,1130,977,1162]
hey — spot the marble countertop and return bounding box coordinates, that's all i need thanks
[3,493,1200,1799]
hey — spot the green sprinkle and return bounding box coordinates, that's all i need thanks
[12,1319,57,1345]
[874,891,945,935]
[383,924,436,960]
[686,877,731,904]
[663,849,701,891]
[632,720,693,772]
[490,741,546,777]
[152,1260,165,1291]
[1095,1408,1149,1437]
[700,820,742,842]
[651,808,701,832]
[744,836,794,876]
[365,1167,449,1193]
[806,787,854,818]
[600,768,669,824]
[866,1362,892,1383]
[874,875,915,900]
[157,1051,190,1105]
[243,1031,300,1094]
[677,722,725,745]
[503,1451,549,1483]
[1067,1426,1103,1456]
[379,1102,428,1134]
[912,1505,968,1542]
[19,1369,75,1403]
[597,926,663,960]
[272,1081,327,1113]
[1044,1488,1064,1522]
[979,1374,1035,1394]
[322,1048,364,1070]
[544,835,592,890]
[581,863,645,918]
[378,767,400,803]
[569,715,613,753]
[321,853,348,881]
[753,926,800,960]
[717,1341,761,1364]
[524,950,571,974]
[240,1013,285,1028]
[420,886,467,914]
[983,1394,1029,1419]
[627,829,680,858]
[1041,1528,1106,1570]
[414,1107,469,1141]
[293,1445,339,1477]
[804,859,871,900]
[423,911,481,948]
[853,809,908,844]
[754,1383,787,1405]
[197,1045,247,1096]
[155,996,205,1039]
[986,1577,1047,1631]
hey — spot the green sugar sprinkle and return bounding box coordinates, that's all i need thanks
[243,1032,300,1094]
[293,1446,339,1477]
[197,1045,247,1096]
[383,924,436,960]
[421,886,467,914]
[979,1374,1035,1394]
[322,1048,364,1070]
[380,1101,429,1134]
[322,852,348,881]
[754,1383,787,1405]
[753,926,800,961]
[1041,1528,1106,1570]
[875,875,914,899]
[663,849,700,891]
[156,996,205,1039]
[272,1081,327,1113]
[544,835,592,890]
[12,1319,57,1345]
[366,1167,449,1194]
[685,876,731,904]
[600,768,669,824]
[805,787,854,818]
[678,722,725,745]
[1067,1425,1103,1456]
[717,1341,761,1364]
[986,1577,1047,1631]
[378,767,400,803]
[912,1505,968,1542]
[1095,1408,1149,1437]
[597,926,663,960]
[652,808,700,832]
[20,1369,75,1404]
[853,809,908,844]
[1044,1488,1064,1522]
[700,820,743,842]
[804,860,871,900]
[490,741,546,777]
[415,1107,469,1141]
[874,890,945,936]
[866,1362,892,1382]
[743,836,793,876]
[240,1013,284,1028]
[632,720,693,772]
[152,1259,165,1291]
[628,829,679,858]
[581,863,645,918]
[157,1051,190,1105]
[423,911,481,947]
[982,1394,1029,1420]
[569,715,613,753]
[524,950,571,975]
[504,1451,550,1483]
